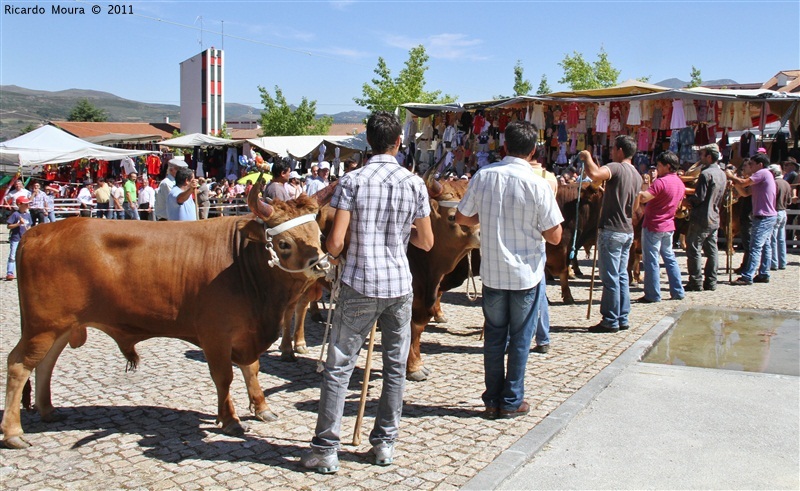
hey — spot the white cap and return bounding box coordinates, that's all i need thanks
[168,157,188,168]
[289,171,302,179]
[319,161,331,170]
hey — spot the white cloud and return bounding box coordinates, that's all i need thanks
[330,0,356,10]
[385,33,486,61]
[313,46,371,59]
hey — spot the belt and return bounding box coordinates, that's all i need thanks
[753,215,775,219]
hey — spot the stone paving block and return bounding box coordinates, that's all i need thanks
[1,232,797,489]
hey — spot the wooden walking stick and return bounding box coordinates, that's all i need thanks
[727,183,734,283]
[586,239,599,320]
[352,321,379,446]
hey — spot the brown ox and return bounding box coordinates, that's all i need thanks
[286,178,480,382]
[544,182,603,304]
[2,185,327,449]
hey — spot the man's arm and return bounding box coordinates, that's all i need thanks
[638,190,655,204]
[579,150,611,182]
[455,210,479,226]
[542,223,562,245]
[177,179,198,204]
[410,216,434,251]
[326,208,350,261]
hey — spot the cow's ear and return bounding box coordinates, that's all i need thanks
[429,198,441,215]
[239,220,268,244]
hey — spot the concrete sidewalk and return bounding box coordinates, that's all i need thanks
[465,314,800,490]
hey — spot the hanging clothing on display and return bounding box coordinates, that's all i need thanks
[679,127,695,163]
[596,102,610,133]
[651,105,663,131]
[557,122,568,143]
[525,104,532,123]
[403,112,417,146]
[585,104,596,130]
[670,99,687,129]
[567,103,580,127]
[556,143,568,165]
[442,125,456,148]
[225,147,238,176]
[627,100,642,126]
[732,102,750,131]
[569,130,578,154]
[669,130,680,153]
[472,113,486,135]
[637,126,651,152]
[719,102,733,129]
[694,123,710,146]
[532,104,545,130]
[641,100,653,121]
[609,102,622,132]
[739,130,752,158]
[683,99,698,123]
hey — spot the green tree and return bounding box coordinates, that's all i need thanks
[558,48,620,90]
[19,124,37,135]
[536,74,552,95]
[513,60,532,96]
[354,45,455,115]
[687,66,702,88]
[217,123,232,139]
[636,75,651,83]
[67,98,107,122]
[258,85,332,136]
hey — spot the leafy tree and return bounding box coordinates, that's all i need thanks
[217,123,232,139]
[636,75,651,83]
[687,66,702,88]
[513,60,532,97]
[536,74,552,95]
[354,45,455,115]
[258,85,332,136]
[19,124,37,135]
[558,48,620,90]
[68,98,107,122]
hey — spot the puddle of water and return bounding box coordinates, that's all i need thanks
[643,308,800,376]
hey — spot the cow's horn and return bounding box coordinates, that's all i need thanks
[248,179,274,220]
[423,165,443,198]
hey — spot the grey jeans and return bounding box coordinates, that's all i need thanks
[311,283,412,451]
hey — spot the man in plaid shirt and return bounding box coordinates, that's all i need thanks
[456,121,563,420]
[302,112,434,474]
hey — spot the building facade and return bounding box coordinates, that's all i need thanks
[180,47,224,135]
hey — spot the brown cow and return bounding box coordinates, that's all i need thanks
[2,185,327,449]
[285,178,480,382]
[544,182,603,304]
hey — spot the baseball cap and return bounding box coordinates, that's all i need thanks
[168,157,188,168]
[289,171,302,180]
[319,161,331,170]
[15,196,30,205]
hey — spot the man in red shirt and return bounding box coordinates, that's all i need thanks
[637,151,686,303]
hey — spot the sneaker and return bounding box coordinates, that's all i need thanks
[753,275,770,283]
[703,284,716,291]
[731,277,752,286]
[300,449,339,474]
[588,323,619,333]
[369,442,394,466]
[618,324,630,331]
[532,344,550,354]
[683,283,702,292]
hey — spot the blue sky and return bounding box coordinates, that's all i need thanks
[1,0,798,115]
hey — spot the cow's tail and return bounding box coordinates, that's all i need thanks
[22,379,32,410]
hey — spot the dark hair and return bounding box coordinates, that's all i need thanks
[751,154,770,168]
[614,135,637,159]
[271,157,292,177]
[504,121,538,157]
[656,151,680,172]
[175,167,194,187]
[366,111,402,154]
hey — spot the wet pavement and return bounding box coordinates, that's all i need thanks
[1,228,798,490]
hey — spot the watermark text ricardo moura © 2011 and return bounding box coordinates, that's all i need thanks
[4,4,134,15]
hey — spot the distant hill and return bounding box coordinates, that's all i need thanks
[0,85,368,142]
[655,78,739,89]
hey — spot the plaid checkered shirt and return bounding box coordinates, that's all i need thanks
[331,154,431,298]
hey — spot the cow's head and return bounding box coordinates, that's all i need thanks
[247,182,328,278]
[425,174,480,254]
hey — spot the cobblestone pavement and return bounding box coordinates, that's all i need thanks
[1,230,798,490]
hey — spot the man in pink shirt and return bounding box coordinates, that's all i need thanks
[637,151,686,303]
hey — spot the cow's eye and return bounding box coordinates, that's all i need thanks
[278,240,292,250]
[448,214,456,222]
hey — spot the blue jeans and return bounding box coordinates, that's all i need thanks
[642,228,685,302]
[312,283,412,451]
[597,229,633,328]
[482,283,541,411]
[771,210,787,270]
[535,280,550,346]
[124,202,140,220]
[7,240,19,276]
[742,216,777,281]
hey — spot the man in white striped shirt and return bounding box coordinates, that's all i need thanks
[456,120,563,421]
